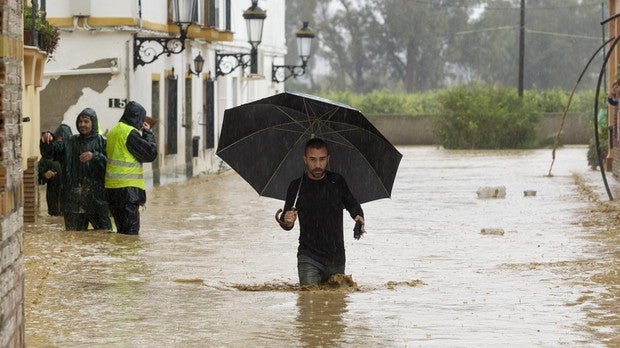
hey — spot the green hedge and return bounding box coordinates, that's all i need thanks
[320,89,442,115]
[432,84,540,149]
[319,85,599,149]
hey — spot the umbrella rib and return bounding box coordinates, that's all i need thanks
[320,121,394,198]
[217,126,307,154]
[258,130,311,196]
[319,119,392,145]
[217,106,309,153]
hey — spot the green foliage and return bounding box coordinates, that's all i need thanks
[318,86,599,149]
[587,137,608,170]
[523,88,567,113]
[319,90,441,115]
[320,87,595,115]
[587,108,610,169]
[568,89,597,114]
[24,5,60,60]
[523,88,599,114]
[432,83,540,149]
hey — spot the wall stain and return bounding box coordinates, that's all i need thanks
[40,59,115,131]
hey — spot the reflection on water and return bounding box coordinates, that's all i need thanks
[24,146,619,346]
[296,291,348,347]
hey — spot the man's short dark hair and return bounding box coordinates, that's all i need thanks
[305,137,329,155]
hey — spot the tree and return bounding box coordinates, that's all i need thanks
[372,0,473,92]
[284,0,320,90]
[287,0,602,93]
[313,0,384,92]
[290,0,478,92]
[449,0,602,90]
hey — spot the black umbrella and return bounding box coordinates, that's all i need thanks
[216,92,402,204]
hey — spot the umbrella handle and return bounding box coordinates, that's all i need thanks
[275,208,297,222]
[275,209,284,222]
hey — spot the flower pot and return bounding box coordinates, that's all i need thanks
[23,29,38,47]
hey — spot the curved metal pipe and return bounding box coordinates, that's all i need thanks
[548,37,614,177]
[592,34,620,201]
[600,11,620,26]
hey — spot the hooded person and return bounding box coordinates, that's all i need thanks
[105,101,157,235]
[40,108,112,230]
[38,124,73,216]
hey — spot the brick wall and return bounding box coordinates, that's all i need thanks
[0,0,25,347]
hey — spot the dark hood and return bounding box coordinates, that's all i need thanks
[75,107,100,138]
[120,101,147,130]
[54,123,73,140]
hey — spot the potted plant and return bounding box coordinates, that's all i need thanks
[23,5,37,46]
[38,19,60,60]
[23,5,60,60]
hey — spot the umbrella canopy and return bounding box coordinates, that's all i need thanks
[216,92,402,204]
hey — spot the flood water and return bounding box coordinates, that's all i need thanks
[24,146,619,347]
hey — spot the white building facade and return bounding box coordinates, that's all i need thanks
[42,0,287,185]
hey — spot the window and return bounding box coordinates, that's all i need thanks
[208,0,219,28]
[204,79,215,149]
[225,0,231,30]
[151,78,161,186]
[166,74,178,155]
[195,0,205,26]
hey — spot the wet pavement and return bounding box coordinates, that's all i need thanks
[24,145,619,347]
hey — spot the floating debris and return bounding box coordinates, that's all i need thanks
[480,228,505,236]
[173,278,204,284]
[386,280,426,289]
[476,186,506,199]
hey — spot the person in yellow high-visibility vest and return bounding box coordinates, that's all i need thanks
[105,101,157,235]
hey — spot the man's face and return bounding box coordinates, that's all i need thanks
[304,146,329,180]
[77,116,93,135]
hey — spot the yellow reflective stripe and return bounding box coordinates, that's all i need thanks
[106,173,144,180]
[105,122,146,190]
[108,159,142,168]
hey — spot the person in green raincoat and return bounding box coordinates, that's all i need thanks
[38,157,62,215]
[40,108,112,231]
[38,124,72,216]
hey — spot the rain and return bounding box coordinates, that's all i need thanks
[13,0,620,347]
[24,146,619,346]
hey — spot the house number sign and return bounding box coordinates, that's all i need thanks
[108,98,128,108]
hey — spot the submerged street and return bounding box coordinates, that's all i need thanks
[24,146,619,346]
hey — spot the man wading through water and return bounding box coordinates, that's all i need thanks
[105,101,157,235]
[276,138,365,287]
[40,108,111,230]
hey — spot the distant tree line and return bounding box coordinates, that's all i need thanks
[285,0,605,94]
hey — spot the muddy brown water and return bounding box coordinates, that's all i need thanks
[24,146,618,346]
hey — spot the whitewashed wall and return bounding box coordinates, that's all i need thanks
[42,0,287,180]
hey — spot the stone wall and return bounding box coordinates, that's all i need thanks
[0,1,25,347]
[367,113,592,146]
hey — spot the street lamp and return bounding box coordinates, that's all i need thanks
[272,22,315,83]
[187,52,205,76]
[133,0,198,69]
[215,0,266,77]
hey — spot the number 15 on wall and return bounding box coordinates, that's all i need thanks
[109,98,127,108]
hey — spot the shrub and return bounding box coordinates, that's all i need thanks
[318,86,597,149]
[523,87,567,113]
[432,83,540,149]
[319,89,441,116]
